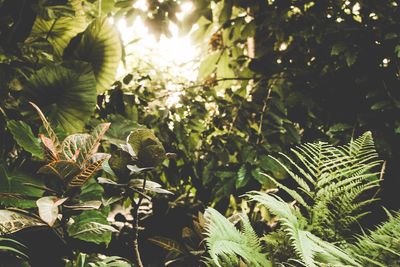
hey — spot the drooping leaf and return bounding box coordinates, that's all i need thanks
[25,63,97,133]
[128,179,173,195]
[6,120,43,159]
[30,102,61,158]
[64,16,122,93]
[0,210,46,235]
[36,196,67,226]
[0,165,45,208]
[63,200,102,211]
[39,134,59,162]
[37,160,81,181]
[148,236,186,255]
[68,156,108,188]
[67,210,116,245]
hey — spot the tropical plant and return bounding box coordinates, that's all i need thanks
[0,103,117,266]
[0,237,28,259]
[98,127,172,267]
[203,132,397,266]
[348,210,400,266]
[66,253,132,267]
[261,131,382,241]
[203,207,271,267]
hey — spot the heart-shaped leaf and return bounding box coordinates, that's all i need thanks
[36,196,67,226]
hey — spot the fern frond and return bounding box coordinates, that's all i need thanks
[246,191,361,267]
[263,132,381,240]
[203,208,271,267]
[349,211,400,266]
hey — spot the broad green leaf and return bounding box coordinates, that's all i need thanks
[61,123,110,166]
[6,120,43,159]
[36,196,67,226]
[0,165,44,208]
[62,134,91,164]
[218,0,233,24]
[127,128,166,167]
[64,16,122,93]
[68,210,116,245]
[29,8,87,56]
[79,179,104,202]
[25,63,97,133]
[0,210,46,235]
[198,51,220,80]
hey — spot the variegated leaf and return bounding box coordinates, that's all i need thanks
[38,160,81,181]
[30,102,61,157]
[68,158,107,188]
[0,210,46,235]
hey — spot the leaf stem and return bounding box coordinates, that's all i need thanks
[131,176,147,267]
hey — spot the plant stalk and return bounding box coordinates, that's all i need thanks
[130,177,147,267]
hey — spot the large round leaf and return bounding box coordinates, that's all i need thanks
[30,15,87,57]
[64,16,122,93]
[24,62,97,133]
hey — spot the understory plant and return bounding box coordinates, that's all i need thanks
[204,132,398,266]
[0,103,126,265]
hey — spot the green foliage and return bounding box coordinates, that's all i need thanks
[0,164,44,208]
[0,209,45,235]
[263,132,381,240]
[246,192,360,267]
[64,16,122,93]
[127,128,166,167]
[0,237,28,259]
[67,253,133,267]
[204,207,271,267]
[6,120,43,159]
[25,63,97,133]
[67,210,116,245]
[349,211,400,266]
[29,0,87,57]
